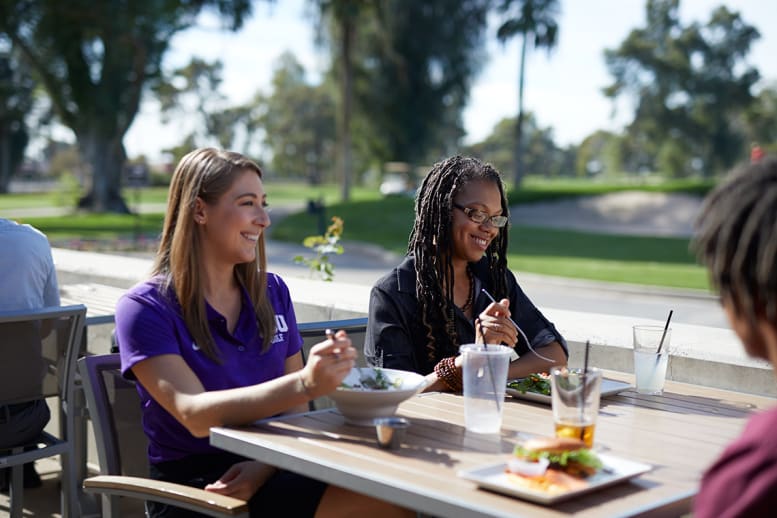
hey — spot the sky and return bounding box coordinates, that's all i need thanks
[123,0,777,162]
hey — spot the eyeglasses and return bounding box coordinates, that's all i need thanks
[453,203,508,228]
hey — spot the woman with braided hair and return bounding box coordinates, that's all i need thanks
[365,155,567,392]
[693,158,777,517]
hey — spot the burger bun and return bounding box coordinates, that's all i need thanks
[522,436,587,454]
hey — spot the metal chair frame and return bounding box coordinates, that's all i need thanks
[0,304,86,518]
[78,354,249,518]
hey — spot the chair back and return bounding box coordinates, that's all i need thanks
[0,305,86,406]
[78,353,148,517]
[298,317,368,410]
[0,304,86,518]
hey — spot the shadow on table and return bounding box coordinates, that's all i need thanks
[601,390,756,418]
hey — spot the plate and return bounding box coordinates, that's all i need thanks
[506,378,632,405]
[458,453,652,504]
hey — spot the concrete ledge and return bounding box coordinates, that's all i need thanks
[553,308,774,397]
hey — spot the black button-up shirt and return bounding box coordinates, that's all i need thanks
[365,255,567,374]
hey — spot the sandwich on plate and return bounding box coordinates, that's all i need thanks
[506,436,603,494]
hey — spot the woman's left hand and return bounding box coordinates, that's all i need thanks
[475,298,518,347]
[204,460,275,501]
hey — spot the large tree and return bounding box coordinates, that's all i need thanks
[257,52,336,184]
[604,0,760,176]
[495,0,560,187]
[154,57,255,153]
[0,0,252,212]
[0,38,34,193]
[357,0,491,169]
[742,84,777,153]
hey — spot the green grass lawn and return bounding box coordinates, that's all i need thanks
[272,195,710,291]
[17,213,166,239]
[3,177,713,290]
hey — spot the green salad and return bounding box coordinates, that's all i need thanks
[507,372,552,396]
[341,368,403,390]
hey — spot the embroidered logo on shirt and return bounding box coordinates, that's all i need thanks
[275,315,289,332]
[271,314,288,344]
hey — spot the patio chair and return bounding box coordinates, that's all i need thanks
[77,354,249,518]
[0,304,86,518]
[298,317,368,410]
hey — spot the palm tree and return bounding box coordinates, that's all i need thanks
[496,0,560,187]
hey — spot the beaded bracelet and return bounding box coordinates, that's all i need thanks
[434,356,463,393]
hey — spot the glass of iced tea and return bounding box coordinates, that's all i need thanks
[550,367,603,448]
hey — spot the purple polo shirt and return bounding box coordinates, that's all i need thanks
[116,273,303,464]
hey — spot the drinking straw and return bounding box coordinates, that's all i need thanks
[480,289,553,362]
[656,310,673,356]
[580,340,591,441]
[477,320,502,414]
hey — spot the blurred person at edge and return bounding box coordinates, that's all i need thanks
[115,148,413,517]
[692,158,777,517]
[364,155,567,393]
[0,217,60,490]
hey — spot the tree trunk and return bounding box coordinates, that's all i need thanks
[339,16,354,202]
[76,130,130,213]
[0,131,10,194]
[513,35,528,188]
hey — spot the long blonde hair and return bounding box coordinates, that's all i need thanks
[152,148,276,362]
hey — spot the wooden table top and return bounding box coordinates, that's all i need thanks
[211,373,774,517]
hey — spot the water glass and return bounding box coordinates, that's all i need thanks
[633,325,671,395]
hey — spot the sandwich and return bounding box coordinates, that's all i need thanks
[513,436,602,477]
[506,437,603,493]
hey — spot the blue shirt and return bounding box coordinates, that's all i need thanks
[116,273,302,464]
[0,218,60,311]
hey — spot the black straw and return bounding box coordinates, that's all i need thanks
[580,340,590,440]
[656,310,673,356]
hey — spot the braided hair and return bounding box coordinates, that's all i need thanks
[408,155,510,365]
[693,158,777,327]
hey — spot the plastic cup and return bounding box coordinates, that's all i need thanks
[633,325,671,395]
[550,367,602,448]
[459,344,513,434]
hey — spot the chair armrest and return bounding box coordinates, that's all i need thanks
[83,475,249,518]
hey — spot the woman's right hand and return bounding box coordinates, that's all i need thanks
[299,330,355,398]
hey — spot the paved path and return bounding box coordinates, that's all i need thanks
[510,191,703,237]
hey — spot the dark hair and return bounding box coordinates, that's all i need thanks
[693,158,777,325]
[408,155,510,363]
[153,148,275,362]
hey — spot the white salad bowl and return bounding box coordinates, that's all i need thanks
[329,367,428,426]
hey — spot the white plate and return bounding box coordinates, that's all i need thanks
[458,453,652,504]
[506,378,632,405]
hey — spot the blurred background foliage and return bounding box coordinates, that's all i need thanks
[0,0,774,210]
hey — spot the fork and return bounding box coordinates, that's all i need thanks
[326,328,372,385]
